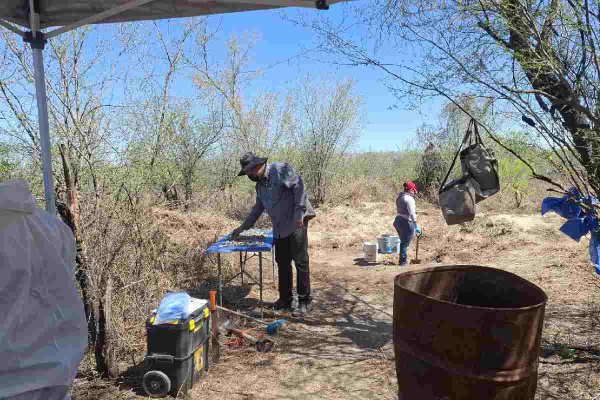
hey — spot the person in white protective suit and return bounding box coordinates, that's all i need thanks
[0,180,87,400]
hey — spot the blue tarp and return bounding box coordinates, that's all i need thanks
[541,188,600,274]
[206,229,274,253]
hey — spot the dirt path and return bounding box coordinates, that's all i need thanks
[190,208,600,400]
[192,248,400,400]
[72,205,600,399]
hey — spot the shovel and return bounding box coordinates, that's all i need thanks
[219,319,276,352]
[411,230,423,264]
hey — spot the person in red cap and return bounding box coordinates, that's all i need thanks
[393,181,421,265]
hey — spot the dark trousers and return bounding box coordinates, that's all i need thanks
[393,216,415,264]
[274,224,311,303]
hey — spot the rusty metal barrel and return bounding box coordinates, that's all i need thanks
[393,265,547,400]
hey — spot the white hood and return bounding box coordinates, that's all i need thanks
[0,180,87,398]
[0,180,37,213]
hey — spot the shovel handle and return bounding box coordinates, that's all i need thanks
[231,328,259,343]
[415,232,420,260]
[216,305,269,326]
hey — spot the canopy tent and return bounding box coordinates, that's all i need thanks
[0,0,338,215]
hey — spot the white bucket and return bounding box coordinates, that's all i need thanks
[377,234,392,254]
[363,241,378,263]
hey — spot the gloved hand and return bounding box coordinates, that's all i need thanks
[415,225,422,235]
[230,226,244,239]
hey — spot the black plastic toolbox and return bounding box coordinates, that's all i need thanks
[146,304,210,358]
[143,304,211,397]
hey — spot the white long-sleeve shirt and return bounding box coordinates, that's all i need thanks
[396,192,417,223]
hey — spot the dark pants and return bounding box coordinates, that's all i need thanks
[393,216,415,264]
[274,223,311,303]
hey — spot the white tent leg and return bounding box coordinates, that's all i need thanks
[30,36,56,215]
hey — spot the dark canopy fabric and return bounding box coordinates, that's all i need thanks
[0,0,280,29]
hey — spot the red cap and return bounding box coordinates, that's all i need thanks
[405,181,418,194]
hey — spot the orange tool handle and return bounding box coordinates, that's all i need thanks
[209,290,217,311]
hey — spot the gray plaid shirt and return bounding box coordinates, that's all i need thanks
[241,162,316,239]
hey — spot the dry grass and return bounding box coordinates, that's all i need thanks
[73,197,600,400]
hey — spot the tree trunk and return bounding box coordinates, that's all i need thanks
[184,170,193,211]
[58,144,96,345]
[501,1,598,192]
[515,191,523,209]
[95,276,117,378]
[58,144,118,378]
[162,183,179,209]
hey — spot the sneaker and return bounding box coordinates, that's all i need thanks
[273,299,294,312]
[292,301,312,317]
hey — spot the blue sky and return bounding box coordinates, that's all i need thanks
[2,4,444,153]
[143,6,443,152]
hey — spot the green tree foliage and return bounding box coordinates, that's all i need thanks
[294,79,363,205]
[416,143,446,196]
[495,131,548,208]
[311,0,600,203]
[0,143,15,180]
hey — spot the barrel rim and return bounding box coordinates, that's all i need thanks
[394,264,548,311]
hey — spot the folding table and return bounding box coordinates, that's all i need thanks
[205,229,275,306]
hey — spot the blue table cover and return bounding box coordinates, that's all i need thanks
[206,229,274,253]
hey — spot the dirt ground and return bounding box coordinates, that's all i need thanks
[72,201,600,400]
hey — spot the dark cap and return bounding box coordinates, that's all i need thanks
[237,152,268,176]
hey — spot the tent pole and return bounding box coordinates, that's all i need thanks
[25,32,56,215]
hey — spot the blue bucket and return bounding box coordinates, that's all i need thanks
[389,235,400,254]
[377,235,392,254]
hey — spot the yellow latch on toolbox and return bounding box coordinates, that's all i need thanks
[190,320,203,333]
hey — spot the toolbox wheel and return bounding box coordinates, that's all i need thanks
[142,370,171,397]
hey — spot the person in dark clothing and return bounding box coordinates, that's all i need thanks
[232,152,316,316]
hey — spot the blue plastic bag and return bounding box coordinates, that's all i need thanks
[154,292,191,325]
[541,196,581,220]
[559,218,590,242]
[541,188,600,275]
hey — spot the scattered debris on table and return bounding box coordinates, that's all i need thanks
[218,228,271,248]
[218,240,266,248]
